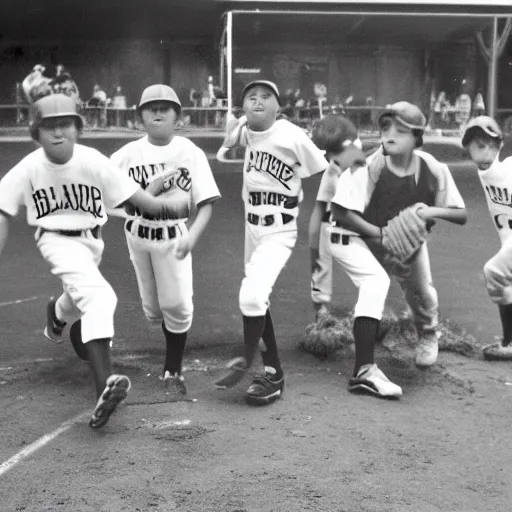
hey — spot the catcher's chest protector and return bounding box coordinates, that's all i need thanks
[364,159,436,227]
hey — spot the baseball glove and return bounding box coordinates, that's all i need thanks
[381,203,429,262]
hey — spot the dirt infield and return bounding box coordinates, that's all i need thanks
[1,140,512,511]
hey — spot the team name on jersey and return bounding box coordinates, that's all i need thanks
[32,184,103,219]
[128,163,168,188]
[248,191,298,209]
[486,185,512,207]
[248,150,294,190]
[129,163,191,192]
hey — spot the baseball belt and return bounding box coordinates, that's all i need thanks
[125,219,178,241]
[247,213,294,227]
[37,225,102,241]
[330,233,356,245]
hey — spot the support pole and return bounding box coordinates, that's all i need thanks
[226,11,233,118]
[488,16,498,118]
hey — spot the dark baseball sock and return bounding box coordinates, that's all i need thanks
[353,316,379,376]
[162,322,188,375]
[260,309,283,380]
[499,304,512,346]
[70,320,88,361]
[243,314,266,368]
[52,300,66,327]
[84,338,113,398]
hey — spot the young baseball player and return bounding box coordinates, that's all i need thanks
[0,93,187,428]
[330,101,467,398]
[460,117,512,360]
[215,80,328,405]
[308,115,366,320]
[110,84,220,395]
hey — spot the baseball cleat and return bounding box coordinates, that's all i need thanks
[161,370,187,395]
[246,372,284,406]
[89,374,131,429]
[214,356,248,389]
[482,340,512,361]
[348,364,402,399]
[415,333,439,368]
[43,297,66,343]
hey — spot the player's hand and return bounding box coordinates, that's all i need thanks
[172,234,191,260]
[224,115,247,148]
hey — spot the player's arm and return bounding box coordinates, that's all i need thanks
[123,188,182,219]
[173,199,218,260]
[309,200,328,273]
[330,203,381,239]
[416,206,467,226]
[419,158,468,226]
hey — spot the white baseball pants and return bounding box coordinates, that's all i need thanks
[36,230,117,343]
[329,236,390,320]
[483,243,512,305]
[239,221,297,317]
[126,228,193,333]
[311,222,333,305]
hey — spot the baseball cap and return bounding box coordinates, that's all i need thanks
[461,116,503,147]
[379,101,427,131]
[32,93,83,129]
[32,64,45,73]
[138,84,181,112]
[241,80,281,105]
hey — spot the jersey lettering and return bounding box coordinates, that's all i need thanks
[493,214,512,230]
[32,184,103,219]
[486,185,512,207]
[128,162,167,188]
[248,150,294,190]
[248,191,298,209]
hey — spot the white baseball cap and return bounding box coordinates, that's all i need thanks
[138,84,181,112]
[241,80,281,105]
[462,116,503,147]
[32,94,83,128]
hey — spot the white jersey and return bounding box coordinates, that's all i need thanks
[0,144,138,230]
[110,135,220,222]
[478,156,512,246]
[241,119,327,218]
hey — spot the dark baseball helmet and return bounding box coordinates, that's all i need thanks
[30,93,84,140]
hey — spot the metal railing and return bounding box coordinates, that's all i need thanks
[1,104,511,136]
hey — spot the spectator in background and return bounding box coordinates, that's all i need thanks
[50,64,81,106]
[473,90,486,117]
[21,64,52,104]
[87,84,108,128]
[110,85,127,127]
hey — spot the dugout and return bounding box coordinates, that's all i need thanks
[216,0,512,123]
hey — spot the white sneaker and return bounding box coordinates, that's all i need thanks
[348,364,402,399]
[415,334,439,368]
[482,340,512,361]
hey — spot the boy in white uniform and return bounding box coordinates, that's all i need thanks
[215,80,328,405]
[309,115,366,319]
[0,94,186,428]
[460,117,512,361]
[330,102,467,398]
[111,85,220,394]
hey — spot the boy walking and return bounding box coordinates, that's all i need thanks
[0,93,185,428]
[215,80,328,405]
[111,85,220,394]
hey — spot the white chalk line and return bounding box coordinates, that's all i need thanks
[0,296,41,308]
[0,410,89,477]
